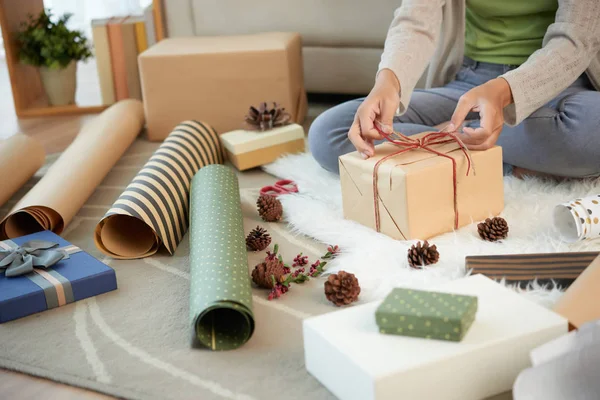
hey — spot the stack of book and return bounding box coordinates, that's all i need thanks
[92,7,156,105]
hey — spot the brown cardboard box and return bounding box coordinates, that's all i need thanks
[554,255,600,329]
[339,132,504,240]
[139,32,307,141]
[220,123,305,171]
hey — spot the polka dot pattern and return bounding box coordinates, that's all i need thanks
[376,288,478,342]
[559,195,600,241]
[189,165,254,351]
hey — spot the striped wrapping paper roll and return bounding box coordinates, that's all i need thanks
[466,252,600,287]
[94,120,224,259]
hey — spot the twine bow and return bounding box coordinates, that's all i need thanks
[0,240,69,278]
[372,121,475,235]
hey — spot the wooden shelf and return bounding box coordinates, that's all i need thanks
[0,0,166,118]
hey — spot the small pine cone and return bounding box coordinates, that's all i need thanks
[246,226,271,251]
[245,102,291,131]
[324,271,360,307]
[407,241,439,269]
[257,194,283,222]
[478,217,509,242]
[251,257,285,289]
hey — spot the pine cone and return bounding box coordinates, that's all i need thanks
[252,257,285,289]
[478,217,509,242]
[407,241,439,269]
[246,226,271,251]
[257,194,283,222]
[245,102,291,131]
[324,271,360,307]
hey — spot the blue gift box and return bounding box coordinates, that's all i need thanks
[0,231,117,323]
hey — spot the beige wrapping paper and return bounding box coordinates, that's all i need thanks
[553,255,600,329]
[0,135,45,208]
[0,100,144,239]
[95,121,224,259]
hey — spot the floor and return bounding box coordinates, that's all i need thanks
[0,58,114,399]
[0,56,513,400]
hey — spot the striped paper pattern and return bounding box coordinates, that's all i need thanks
[467,252,599,286]
[96,121,223,257]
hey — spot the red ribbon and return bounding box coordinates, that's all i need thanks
[372,121,474,236]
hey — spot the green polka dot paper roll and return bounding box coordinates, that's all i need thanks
[375,288,478,342]
[189,165,254,351]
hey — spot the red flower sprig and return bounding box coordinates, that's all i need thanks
[261,244,340,300]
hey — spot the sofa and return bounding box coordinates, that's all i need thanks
[163,0,403,95]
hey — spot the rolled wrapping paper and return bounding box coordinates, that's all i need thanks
[554,195,600,242]
[0,135,45,208]
[553,255,600,329]
[0,100,144,239]
[189,165,254,350]
[94,120,224,259]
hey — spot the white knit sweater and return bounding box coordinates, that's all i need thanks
[379,0,600,126]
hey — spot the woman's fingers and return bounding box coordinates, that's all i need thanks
[348,119,374,158]
[449,94,475,132]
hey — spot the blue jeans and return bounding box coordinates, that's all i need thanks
[309,57,600,178]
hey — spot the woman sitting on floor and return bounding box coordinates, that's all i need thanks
[309,0,600,180]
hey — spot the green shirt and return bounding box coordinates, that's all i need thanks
[465,0,559,66]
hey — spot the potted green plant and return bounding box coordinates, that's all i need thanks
[16,9,92,106]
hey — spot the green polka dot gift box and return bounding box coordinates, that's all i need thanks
[375,288,478,342]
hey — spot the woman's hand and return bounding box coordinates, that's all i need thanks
[348,69,400,159]
[449,78,513,150]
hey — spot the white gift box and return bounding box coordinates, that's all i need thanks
[303,275,567,400]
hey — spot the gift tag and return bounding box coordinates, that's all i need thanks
[554,195,600,242]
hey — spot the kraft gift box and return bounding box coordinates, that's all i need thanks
[139,32,307,141]
[376,288,477,342]
[0,231,117,323]
[339,132,504,240]
[220,123,305,170]
[303,275,567,400]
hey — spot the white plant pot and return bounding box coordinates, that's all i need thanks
[39,61,77,106]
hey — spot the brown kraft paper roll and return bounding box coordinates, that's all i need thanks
[0,135,45,208]
[95,120,224,259]
[0,100,144,239]
[553,255,600,329]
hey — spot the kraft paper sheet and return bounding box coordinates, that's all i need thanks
[189,165,254,350]
[554,195,600,242]
[0,100,143,239]
[0,135,45,208]
[95,120,224,259]
[554,255,600,329]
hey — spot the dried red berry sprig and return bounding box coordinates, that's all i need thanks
[256,245,340,301]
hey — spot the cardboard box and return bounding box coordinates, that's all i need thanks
[339,133,504,240]
[303,275,567,400]
[221,123,305,171]
[0,231,117,323]
[376,288,477,342]
[139,32,307,141]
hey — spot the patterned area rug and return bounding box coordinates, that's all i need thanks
[0,138,340,400]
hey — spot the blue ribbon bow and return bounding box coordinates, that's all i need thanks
[0,240,69,278]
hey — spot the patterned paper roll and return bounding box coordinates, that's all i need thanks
[95,120,224,259]
[554,195,600,242]
[0,100,143,239]
[0,135,45,208]
[189,165,254,350]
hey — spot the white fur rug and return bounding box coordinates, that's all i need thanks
[264,153,600,308]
